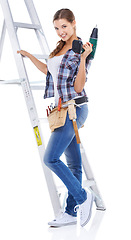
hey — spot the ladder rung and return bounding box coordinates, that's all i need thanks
[30,80,46,90]
[83,179,96,188]
[39,118,48,124]
[31,85,45,90]
[24,54,48,60]
[0,80,46,88]
[57,180,95,191]
[33,54,49,60]
[14,22,41,30]
[0,79,23,84]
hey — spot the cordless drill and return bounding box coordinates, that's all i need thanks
[72,25,98,61]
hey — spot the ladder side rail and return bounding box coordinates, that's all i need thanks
[80,144,95,180]
[0,0,62,217]
[91,185,106,211]
[24,0,50,56]
[81,144,106,210]
[0,20,6,60]
[0,0,39,128]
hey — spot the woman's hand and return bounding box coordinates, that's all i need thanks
[17,50,29,57]
[81,42,92,59]
[17,50,47,75]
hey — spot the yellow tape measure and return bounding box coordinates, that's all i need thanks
[33,126,42,146]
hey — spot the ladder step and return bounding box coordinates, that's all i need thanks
[14,22,41,30]
[83,179,96,188]
[24,54,48,60]
[56,179,96,192]
[30,80,46,90]
[0,79,46,88]
[39,118,48,124]
[31,85,45,90]
[0,79,23,84]
[33,54,49,60]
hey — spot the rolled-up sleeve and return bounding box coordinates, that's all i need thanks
[66,56,80,86]
[57,48,89,102]
[66,56,92,86]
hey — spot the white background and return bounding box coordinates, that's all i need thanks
[0,0,131,239]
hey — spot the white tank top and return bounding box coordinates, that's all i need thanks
[47,55,64,106]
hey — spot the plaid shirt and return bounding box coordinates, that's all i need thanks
[44,47,91,103]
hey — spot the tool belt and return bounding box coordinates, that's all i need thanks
[48,99,81,144]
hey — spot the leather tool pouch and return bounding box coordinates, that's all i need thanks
[67,100,76,120]
[48,100,81,143]
[48,106,68,132]
[48,100,79,138]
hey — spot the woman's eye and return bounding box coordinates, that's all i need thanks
[55,27,59,30]
[62,25,67,28]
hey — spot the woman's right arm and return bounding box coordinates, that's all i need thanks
[17,50,47,75]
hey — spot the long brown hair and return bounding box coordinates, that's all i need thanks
[49,9,75,58]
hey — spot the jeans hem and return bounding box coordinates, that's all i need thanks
[65,210,77,217]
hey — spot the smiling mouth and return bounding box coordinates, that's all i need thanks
[60,34,67,38]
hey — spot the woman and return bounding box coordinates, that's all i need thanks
[17,8,93,227]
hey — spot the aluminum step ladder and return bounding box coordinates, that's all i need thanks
[0,0,106,217]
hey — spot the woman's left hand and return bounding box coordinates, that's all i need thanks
[81,42,92,59]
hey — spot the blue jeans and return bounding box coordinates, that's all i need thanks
[44,104,88,217]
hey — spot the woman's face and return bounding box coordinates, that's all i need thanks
[53,18,76,42]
